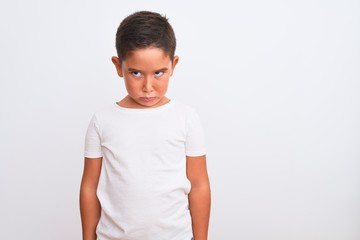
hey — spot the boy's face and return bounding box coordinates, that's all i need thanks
[112,47,178,108]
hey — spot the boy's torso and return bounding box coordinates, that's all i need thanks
[94,101,195,239]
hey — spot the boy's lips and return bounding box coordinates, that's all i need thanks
[139,97,157,102]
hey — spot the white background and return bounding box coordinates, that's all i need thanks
[1,0,359,239]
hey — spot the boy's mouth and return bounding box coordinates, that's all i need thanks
[139,97,156,102]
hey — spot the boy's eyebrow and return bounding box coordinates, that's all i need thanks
[154,67,169,72]
[127,67,169,72]
[127,68,141,72]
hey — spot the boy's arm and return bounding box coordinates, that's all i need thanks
[80,157,102,240]
[187,155,211,240]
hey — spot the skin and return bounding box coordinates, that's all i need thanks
[187,155,211,240]
[80,47,211,240]
[79,157,102,240]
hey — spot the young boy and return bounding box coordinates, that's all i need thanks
[80,11,210,240]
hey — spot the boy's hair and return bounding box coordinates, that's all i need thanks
[115,11,177,62]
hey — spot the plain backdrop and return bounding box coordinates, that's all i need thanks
[0,0,359,239]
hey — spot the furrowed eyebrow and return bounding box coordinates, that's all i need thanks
[127,68,141,72]
[155,68,168,72]
[127,67,169,72]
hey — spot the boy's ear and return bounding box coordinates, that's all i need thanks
[111,56,123,77]
[170,56,179,75]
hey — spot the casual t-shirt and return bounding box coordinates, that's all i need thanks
[84,100,206,240]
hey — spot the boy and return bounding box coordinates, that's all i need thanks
[80,11,210,240]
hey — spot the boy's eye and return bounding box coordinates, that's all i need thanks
[131,71,142,77]
[154,71,164,77]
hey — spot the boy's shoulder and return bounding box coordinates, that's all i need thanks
[166,101,201,120]
[171,100,196,112]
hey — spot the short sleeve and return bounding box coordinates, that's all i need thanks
[185,109,206,157]
[84,114,103,158]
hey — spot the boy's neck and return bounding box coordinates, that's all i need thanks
[117,95,170,109]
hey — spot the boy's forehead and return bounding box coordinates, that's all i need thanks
[123,47,172,67]
[125,47,169,58]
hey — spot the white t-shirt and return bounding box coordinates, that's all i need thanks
[84,101,206,240]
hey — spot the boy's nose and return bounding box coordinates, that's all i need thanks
[143,78,154,93]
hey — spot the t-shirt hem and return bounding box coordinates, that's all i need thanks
[84,152,103,158]
[185,150,206,157]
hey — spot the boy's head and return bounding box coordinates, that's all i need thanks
[115,11,177,62]
[112,11,179,109]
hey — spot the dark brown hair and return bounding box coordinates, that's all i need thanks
[115,11,177,61]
